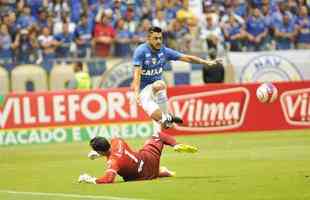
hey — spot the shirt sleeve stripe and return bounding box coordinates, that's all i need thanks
[106,169,117,174]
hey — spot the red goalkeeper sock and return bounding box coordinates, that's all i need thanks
[158,131,177,147]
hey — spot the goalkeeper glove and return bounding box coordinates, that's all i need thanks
[88,150,101,160]
[78,173,97,184]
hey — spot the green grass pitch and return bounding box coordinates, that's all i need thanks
[0,129,310,200]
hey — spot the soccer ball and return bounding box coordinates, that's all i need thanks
[256,83,278,103]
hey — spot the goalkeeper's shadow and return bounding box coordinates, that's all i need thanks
[172,175,236,181]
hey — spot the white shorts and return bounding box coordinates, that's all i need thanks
[139,83,159,116]
[139,81,168,135]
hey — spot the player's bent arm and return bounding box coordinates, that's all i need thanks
[179,54,216,66]
[96,170,117,184]
[132,67,142,97]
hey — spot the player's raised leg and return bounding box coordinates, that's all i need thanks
[152,80,183,129]
[139,81,183,133]
[158,131,198,153]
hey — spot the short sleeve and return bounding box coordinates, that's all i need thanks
[106,158,119,174]
[132,46,144,67]
[164,47,183,61]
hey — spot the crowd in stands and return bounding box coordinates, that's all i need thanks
[0,0,309,72]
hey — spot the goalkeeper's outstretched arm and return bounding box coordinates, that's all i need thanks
[78,170,116,184]
[95,170,117,184]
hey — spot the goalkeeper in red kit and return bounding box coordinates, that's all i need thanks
[78,132,197,184]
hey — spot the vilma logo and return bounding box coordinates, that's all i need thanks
[168,87,250,132]
[240,55,302,83]
[100,61,134,88]
[280,88,310,126]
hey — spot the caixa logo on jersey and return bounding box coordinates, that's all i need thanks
[280,88,310,126]
[168,87,250,132]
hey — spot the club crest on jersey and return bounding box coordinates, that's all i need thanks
[152,58,157,64]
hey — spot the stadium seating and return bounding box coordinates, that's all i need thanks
[0,66,9,95]
[11,65,48,92]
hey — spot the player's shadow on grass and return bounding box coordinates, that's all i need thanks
[166,175,236,182]
[174,176,211,180]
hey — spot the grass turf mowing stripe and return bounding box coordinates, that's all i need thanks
[0,190,147,200]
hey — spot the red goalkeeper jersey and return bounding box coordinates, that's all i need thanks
[96,137,163,184]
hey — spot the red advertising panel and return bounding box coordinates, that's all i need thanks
[0,88,149,130]
[1,81,310,136]
[164,81,310,135]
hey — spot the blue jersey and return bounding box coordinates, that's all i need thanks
[0,34,13,60]
[114,30,133,57]
[70,0,82,23]
[133,43,182,90]
[246,16,267,36]
[275,21,296,50]
[54,32,75,57]
[16,15,37,29]
[75,25,92,48]
[27,0,44,18]
[297,16,310,44]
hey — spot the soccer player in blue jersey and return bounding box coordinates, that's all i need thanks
[131,26,217,152]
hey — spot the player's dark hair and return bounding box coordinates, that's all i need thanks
[148,26,162,34]
[89,137,111,152]
[208,48,217,60]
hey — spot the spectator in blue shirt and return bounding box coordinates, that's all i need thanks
[233,0,247,17]
[48,0,70,23]
[16,6,37,30]
[54,22,75,58]
[126,1,140,22]
[0,23,19,71]
[2,12,18,39]
[75,13,93,58]
[296,6,310,49]
[112,0,128,19]
[38,26,57,72]
[261,3,275,49]
[164,0,179,22]
[70,0,82,23]
[271,2,293,27]
[16,28,40,64]
[287,0,299,17]
[245,7,268,51]
[124,7,139,34]
[37,8,49,29]
[133,19,151,45]
[222,15,246,51]
[26,0,48,19]
[262,4,273,29]
[114,18,133,57]
[274,13,297,50]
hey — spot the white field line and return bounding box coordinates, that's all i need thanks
[0,190,147,200]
